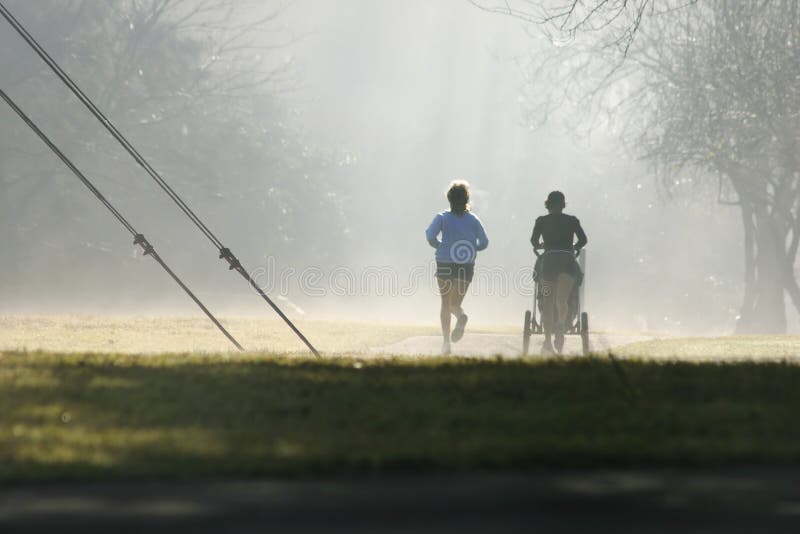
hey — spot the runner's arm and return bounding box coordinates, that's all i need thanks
[530,217,544,249]
[425,214,443,248]
[475,217,489,251]
[574,218,588,252]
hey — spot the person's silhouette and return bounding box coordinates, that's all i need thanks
[426,181,489,355]
[530,191,587,354]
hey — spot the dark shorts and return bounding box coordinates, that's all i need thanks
[436,262,474,283]
[534,252,582,283]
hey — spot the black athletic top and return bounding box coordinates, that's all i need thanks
[531,213,587,280]
[531,213,587,252]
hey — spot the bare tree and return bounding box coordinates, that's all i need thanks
[477,0,800,333]
[629,1,800,333]
[469,0,691,55]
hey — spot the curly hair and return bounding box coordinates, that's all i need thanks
[447,180,471,214]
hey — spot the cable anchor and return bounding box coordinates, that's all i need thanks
[133,233,155,256]
[219,248,241,270]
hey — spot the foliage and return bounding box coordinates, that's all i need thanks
[0,0,349,302]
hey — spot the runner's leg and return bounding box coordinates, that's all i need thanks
[450,278,469,318]
[541,279,555,352]
[555,273,576,334]
[437,277,453,347]
[449,277,470,342]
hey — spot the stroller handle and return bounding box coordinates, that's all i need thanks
[533,247,581,258]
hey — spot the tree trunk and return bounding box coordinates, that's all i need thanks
[735,206,788,334]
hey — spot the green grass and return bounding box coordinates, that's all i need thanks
[2,350,800,481]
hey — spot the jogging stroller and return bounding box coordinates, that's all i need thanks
[522,249,589,355]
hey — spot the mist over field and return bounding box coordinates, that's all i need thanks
[6,6,800,528]
[1,0,792,336]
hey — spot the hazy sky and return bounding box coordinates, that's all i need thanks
[2,0,775,334]
[263,1,749,331]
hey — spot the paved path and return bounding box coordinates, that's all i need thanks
[372,332,652,357]
[2,469,799,533]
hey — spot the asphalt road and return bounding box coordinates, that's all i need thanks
[2,468,799,533]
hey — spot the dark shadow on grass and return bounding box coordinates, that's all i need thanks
[2,352,800,481]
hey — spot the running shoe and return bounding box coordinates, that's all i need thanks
[451,314,468,343]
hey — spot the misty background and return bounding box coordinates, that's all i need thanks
[0,0,785,334]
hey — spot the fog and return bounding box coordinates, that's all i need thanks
[1,0,789,335]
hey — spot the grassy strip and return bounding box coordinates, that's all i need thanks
[1,351,799,481]
[614,335,800,360]
[0,316,443,354]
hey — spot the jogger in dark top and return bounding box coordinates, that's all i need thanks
[530,191,587,354]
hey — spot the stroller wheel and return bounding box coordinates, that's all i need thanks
[580,312,590,355]
[522,310,532,356]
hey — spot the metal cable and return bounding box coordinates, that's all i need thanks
[0,2,221,248]
[0,2,321,357]
[0,87,244,352]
